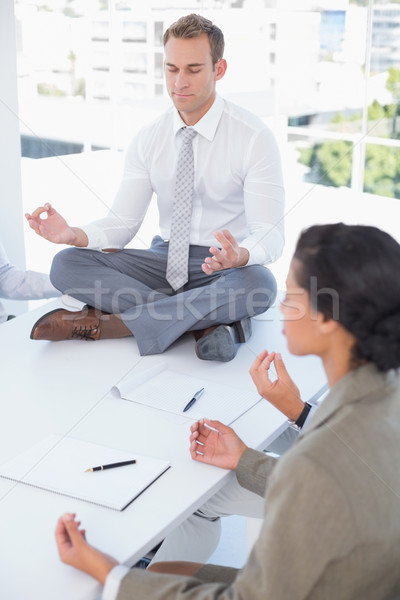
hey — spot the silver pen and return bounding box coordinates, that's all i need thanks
[183,387,204,412]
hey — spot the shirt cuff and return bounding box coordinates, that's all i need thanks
[102,565,130,600]
[240,242,263,267]
[80,223,111,251]
[240,227,284,266]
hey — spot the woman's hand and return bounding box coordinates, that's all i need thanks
[190,419,247,470]
[250,350,305,422]
[55,513,118,584]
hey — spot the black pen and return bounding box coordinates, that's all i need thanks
[85,459,136,472]
[183,388,204,412]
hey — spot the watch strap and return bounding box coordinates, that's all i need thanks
[292,401,312,430]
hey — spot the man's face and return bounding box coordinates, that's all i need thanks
[164,33,226,125]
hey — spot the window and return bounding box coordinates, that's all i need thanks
[13,0,400,198]
[122,21,146,43]
[154,21,164,46]
[154,53,163,79]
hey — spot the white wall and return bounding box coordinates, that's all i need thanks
[0,0,26,317]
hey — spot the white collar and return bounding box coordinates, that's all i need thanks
[172,94,224,141]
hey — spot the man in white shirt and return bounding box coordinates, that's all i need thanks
[26,14,284,361]
[0,239,60,323]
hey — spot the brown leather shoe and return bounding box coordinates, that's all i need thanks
[194,317,252,362]
[30,308,101,341]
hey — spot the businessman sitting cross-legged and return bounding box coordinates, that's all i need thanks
[26,13,284,362]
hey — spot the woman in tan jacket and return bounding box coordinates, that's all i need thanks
[55,223,400,600]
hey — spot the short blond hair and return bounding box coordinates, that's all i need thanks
[163,13,224,66]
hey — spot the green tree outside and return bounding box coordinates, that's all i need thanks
[386,66,400,138]
[299,138,400,198]
[298,91,400,199]
[365,144,400,198]
[299,140,353,188]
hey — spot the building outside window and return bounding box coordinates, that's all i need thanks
[13,0,400,200]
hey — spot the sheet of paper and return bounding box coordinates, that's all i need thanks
[0,435,170,511]
[115,363,262,424]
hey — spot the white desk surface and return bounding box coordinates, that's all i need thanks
[0,296,326,600]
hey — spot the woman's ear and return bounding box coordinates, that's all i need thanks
[318,316,340,335]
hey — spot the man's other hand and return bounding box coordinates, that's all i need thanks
[202,229,249,274]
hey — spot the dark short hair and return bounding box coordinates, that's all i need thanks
[163,13,224,66]
[293,223,400,372]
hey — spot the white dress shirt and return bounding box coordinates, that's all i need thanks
[82,95,285,266]
[0,240,60,323]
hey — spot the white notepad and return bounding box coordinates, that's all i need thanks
[115,362,262,425]
[0,435,170,511]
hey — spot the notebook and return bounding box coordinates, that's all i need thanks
[0,435,170,511]
[114,361,262,425]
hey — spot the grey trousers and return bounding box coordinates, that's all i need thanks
[50,236,277,355]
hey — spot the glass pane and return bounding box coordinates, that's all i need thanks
[16,2,93,156]
[122,21,146,43]
[364,144,400,199]
[280,1,366,137]
[290,134,353,189]
[369,0,400,141]
[16,0,398,193]
[154,21,164,47]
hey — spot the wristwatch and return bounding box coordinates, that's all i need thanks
[290,401,312,430]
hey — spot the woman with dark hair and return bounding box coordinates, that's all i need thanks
[292,223,400,372]
[55,223,400,599]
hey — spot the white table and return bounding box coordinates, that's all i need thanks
[0,296,326,600]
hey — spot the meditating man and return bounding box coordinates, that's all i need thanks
[26,13,284,362]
